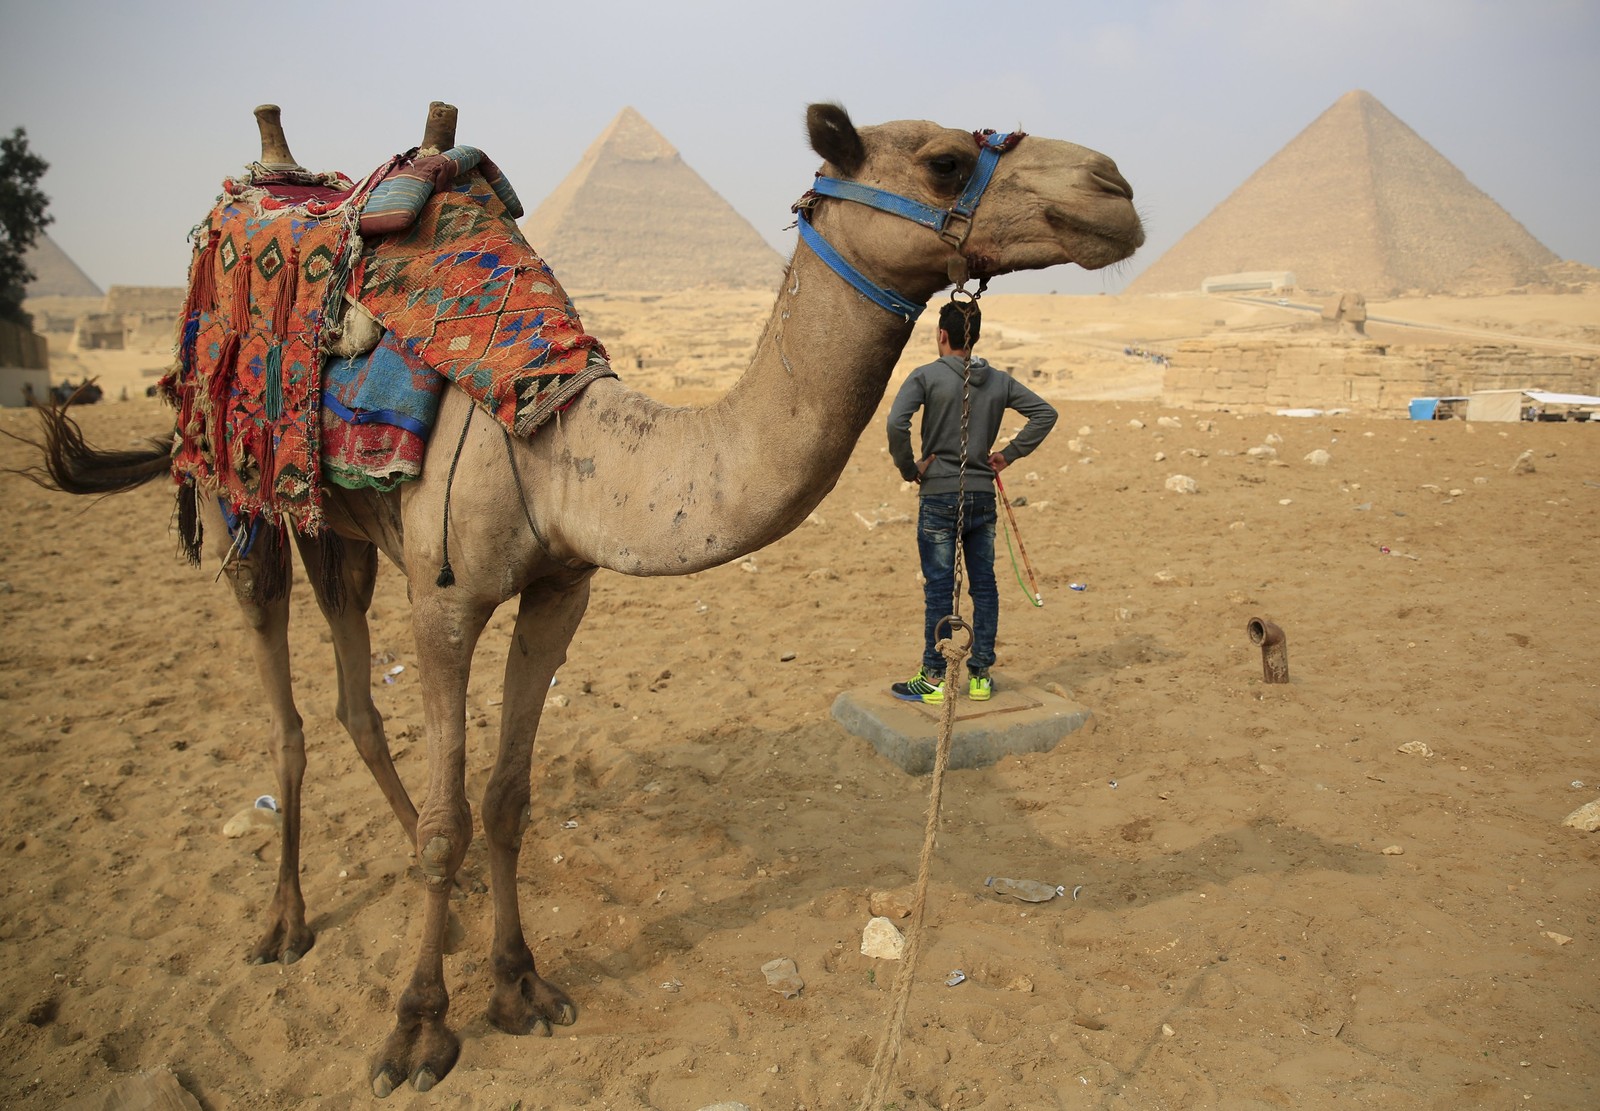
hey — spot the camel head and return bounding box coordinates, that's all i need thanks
[803,103,1144,305]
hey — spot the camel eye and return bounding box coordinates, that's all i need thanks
[928,155,961,177]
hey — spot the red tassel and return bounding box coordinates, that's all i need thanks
[257,423,277,500]
[184,230,221,320]
[273,246,299,339]
[209,335,237,463]
[232,246,254,333]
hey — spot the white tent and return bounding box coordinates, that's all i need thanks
[1466,388,1600,422]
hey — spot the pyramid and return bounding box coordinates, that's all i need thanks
[1126,91,1559,296]
[522,107,784,292]
[23,233,103,298]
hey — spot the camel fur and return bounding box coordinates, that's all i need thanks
[22,102,1142,1096]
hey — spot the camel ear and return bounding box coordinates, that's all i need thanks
[807,103,865,176]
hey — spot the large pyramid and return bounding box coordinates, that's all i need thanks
[23,234,103,298]
[1127,90,1559,296]
[522,107,784,292]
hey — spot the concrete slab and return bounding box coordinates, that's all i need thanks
[831,672,1094,775]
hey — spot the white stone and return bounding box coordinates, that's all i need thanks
[1304,449,1332,466]
[1561,799,1600,832]
[1157,416,1182,429]
[1397,740,1433,757]
[760,957,804,998]
[1247,445,1278,459]
[1153,452,1166,462]
[1164,474,1197,494]
[1077,425,1092,436]
[1511,449,1536,474]
[861,916,905,960]
[1127,419,1145,430]
[1265,432,1284,445]
[222,805,281,839]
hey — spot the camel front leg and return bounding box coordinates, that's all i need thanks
[483,577,591,1035]
[215,519,315,966]
[370,582,491,1098]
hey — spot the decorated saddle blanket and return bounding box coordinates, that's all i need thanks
[162,147,615,535]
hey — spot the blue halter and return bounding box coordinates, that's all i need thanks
[793,129,1022,323]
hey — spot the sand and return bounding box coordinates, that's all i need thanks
[2,291,1598,1109]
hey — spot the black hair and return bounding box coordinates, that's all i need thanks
[938,301,981,349]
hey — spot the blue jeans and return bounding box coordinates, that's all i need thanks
[916,491,998,676]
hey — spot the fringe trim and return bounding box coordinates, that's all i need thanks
[176,482,203,566]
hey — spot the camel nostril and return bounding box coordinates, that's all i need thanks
[1091,170,1133,202]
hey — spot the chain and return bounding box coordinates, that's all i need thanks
[947,287,982,645]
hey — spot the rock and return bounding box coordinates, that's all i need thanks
[223,805,281,839]
[1127,419,1145,430]
[1196,420,1215,432]
[861,916,905,960]
[1157,416,1182,429]
[1561,799,1600,831]
[544,693,570,708]
[1397,740,1433,757]
[1381,845,1404,856]
[869,888,915,919]
[1162,1023,1176,1037]
[1511,449,1536,474]
[760,957,804,998]
[1304,449,1331,466]
[1006,975,1035,992]
[1077,425,1092,436]
[1542,931,1573,946]
[985,876,1063,902]
[1265,432,1284,445]
[805,567,838,581]
[1153,452,1166,462]
[739,558,759,573]
[1164,474,1197,494]
[779,652,796,662]
[1247,445,1278,459]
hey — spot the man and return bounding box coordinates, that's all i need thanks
[886,301,1057,704]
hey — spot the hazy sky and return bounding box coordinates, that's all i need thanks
[3,0,1596,296]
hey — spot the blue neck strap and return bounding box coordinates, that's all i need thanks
[797,210,925,322]
[795,130,1020,322]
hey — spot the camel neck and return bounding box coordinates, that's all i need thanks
[542,234,924,576]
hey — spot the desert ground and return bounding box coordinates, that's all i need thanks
[1,290,1597,1110]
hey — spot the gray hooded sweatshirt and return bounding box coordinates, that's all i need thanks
[886,355,1058,496]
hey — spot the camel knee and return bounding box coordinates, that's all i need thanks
[416,815,469,887]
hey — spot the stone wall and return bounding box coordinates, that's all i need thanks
[1163,338,1600,415]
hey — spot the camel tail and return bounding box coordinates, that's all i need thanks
[10,401,176,497]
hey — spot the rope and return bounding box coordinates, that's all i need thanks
[857,622,970,1111]
[858,286,985,1109]
[994,473,1044,607]
[434,405,474,587]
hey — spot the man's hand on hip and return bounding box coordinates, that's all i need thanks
[988,451,1009,473]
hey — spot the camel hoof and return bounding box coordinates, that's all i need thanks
[554,1000,578,1026]
[412,1066,438,1092]
[371,1068,399,1099]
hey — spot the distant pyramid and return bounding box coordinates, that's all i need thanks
[522,107,784,291]
[23,233,103,298]
[1127,90,1559,296]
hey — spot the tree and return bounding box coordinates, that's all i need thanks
[0,127,53,328]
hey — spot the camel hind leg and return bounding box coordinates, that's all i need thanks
[290,529,419,845]
[211,511,316,965]
[481,576,591,1035]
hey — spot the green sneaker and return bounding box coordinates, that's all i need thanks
[891,667,945,703]
[968,674,993,701]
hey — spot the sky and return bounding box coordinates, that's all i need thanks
[2,0,1597,297]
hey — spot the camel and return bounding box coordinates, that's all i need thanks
[25,102,1142,1095]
